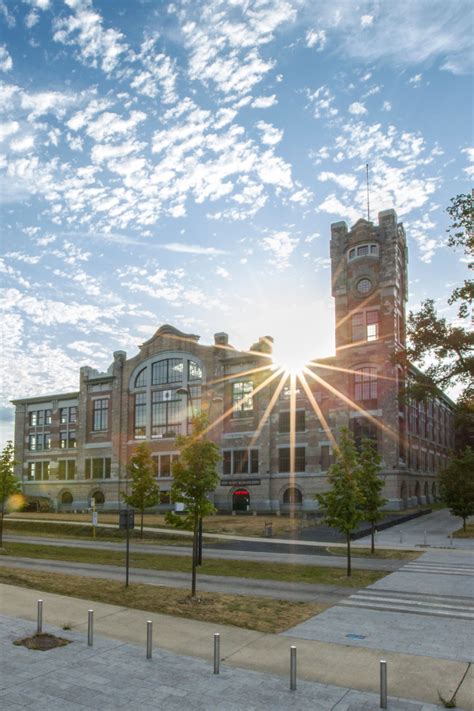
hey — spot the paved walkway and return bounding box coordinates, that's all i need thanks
[0,614,467,711]
[358,510,474,550]
[0,582,472,709]
[284,551,474,663]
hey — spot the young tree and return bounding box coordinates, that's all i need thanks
[438,448,474,532]
[122,442,160,538]
[165,414,220,597]
[315,428,364,576]
[0,441,20,547]
[357,437,386,554]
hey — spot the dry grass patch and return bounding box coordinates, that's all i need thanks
[453,523,474,539]
[13,632,72,651]
[0,567,326,633]
[326,547,421,560]
[1,541,386,587]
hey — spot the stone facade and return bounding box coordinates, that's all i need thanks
[12,210,455,513]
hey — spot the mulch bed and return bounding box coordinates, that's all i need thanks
[13,633,72,651]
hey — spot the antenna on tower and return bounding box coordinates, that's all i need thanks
[365,163,370,222]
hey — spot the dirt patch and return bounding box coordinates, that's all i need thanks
[13,632,72,651]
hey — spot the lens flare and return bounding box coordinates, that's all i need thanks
[7,493,26,512]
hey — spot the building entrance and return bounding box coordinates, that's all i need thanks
[232,489,250,512]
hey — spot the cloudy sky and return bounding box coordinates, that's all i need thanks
[0,0,472,443]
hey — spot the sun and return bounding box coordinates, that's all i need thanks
[271,339,315,376]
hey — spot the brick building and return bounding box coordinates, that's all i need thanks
[12,209,455,513]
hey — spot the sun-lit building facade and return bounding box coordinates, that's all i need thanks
[12,209,455,513]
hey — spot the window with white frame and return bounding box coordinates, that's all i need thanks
[85,458,111,479]
[348,243,379,261]
[231,381,253,415]
[26,461,50,481]
[58,460,76,480]
[223,449,259,475]
[354,367,377,402]
[152,453,179,477]
[351,311,379,342]
[92,399,109,431]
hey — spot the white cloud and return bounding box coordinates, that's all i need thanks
[53,0,129,75]
[305,85,338,119]
[256,120,283,145]
[318,171,358,191]
[289,187,313,205]
[251,94,277,109]
[348,101,367,115]
[0,121,19,141]
[461,147,474,178]
[0,45,12,72]
[215,266,229,278]
[382,100,392,111]
[306,29,326,50]
[163,243,226,255]
[10,135,35,152]
[262,230,299,268]
[360,15,374,28]
[25,10,39,28]
[408,73,422,87]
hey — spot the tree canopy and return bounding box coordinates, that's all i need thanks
[0,441,20,547]
[438,448,474,531]
[122,442,160,538]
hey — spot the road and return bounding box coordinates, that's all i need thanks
[2,533,402,571]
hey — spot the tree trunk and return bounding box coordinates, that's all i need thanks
[463,516,466,532]
[371,523,375,554]
[346,532,352,577]
[140,509,144,539]
[0,508,3,548]
[191,513,198,597]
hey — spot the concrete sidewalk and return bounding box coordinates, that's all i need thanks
[1,584,472,709]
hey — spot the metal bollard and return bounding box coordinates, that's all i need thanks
[213,633,220,674]
[88,610,94,646]
[290,645,297,691]
[399,532,403,544]
[450,533,453,547]
[37,599,43,634]
[146,621,153,659]
[380,659,387,709]
[423,530,427,546]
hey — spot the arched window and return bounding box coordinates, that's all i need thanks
[61,491,73,505]
[92,490,105,505]
[130,354,203,439]
[282,487,303,505]
[400,481,407,502]
[354,367,377,402]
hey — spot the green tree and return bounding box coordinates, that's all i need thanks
[165,414,220,597]
[122,442,160,538]
[402,193,473,403]
[357,437,386,554]
[0,441,20,547]
[315,428,364,576]
[438,448,474,532]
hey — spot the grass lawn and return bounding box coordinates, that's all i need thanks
[0,540,385,587]
[0,566,326,633]
[453,522,474,538]
[8,511,315,537]
[326,546,421,560]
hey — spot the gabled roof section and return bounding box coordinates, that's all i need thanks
[140,324,200,349]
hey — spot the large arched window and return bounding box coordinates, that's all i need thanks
[130,353,203,440]
[282,487,303,505]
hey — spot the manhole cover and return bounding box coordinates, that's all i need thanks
[346,633,366,640]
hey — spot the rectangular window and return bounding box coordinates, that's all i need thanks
[45,433,51,450]
[67,460,76,480]
[320,445,330,470]
[366,311,379,341]
[45,409,52,425]
[278,410,305,433]
[232,381,253,415]
[278,447,306,473]
[29,411,37,426]
[27,461,49,481]
[152,454,178,477]
[151,391,182,437]
[222,449,259,475]
[68,431,77,448]
[85,457,112,480]
[59,408,68,424]
[36,434,44,451]
[28,434,36,451]
[354,368,377,401]
[223,450,232,475]
[60,431,67,449]
[134,393,147,437]
[58,460,66,479]
[93,399,109,431]
[351,313,365,342]
[188,360,202,380]
[69,406,77,424]
[37,410,44,426]
[357,245,369,256]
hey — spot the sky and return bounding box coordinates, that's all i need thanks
[0,0,472,445]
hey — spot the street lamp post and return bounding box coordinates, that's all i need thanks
[176,386,223,567]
